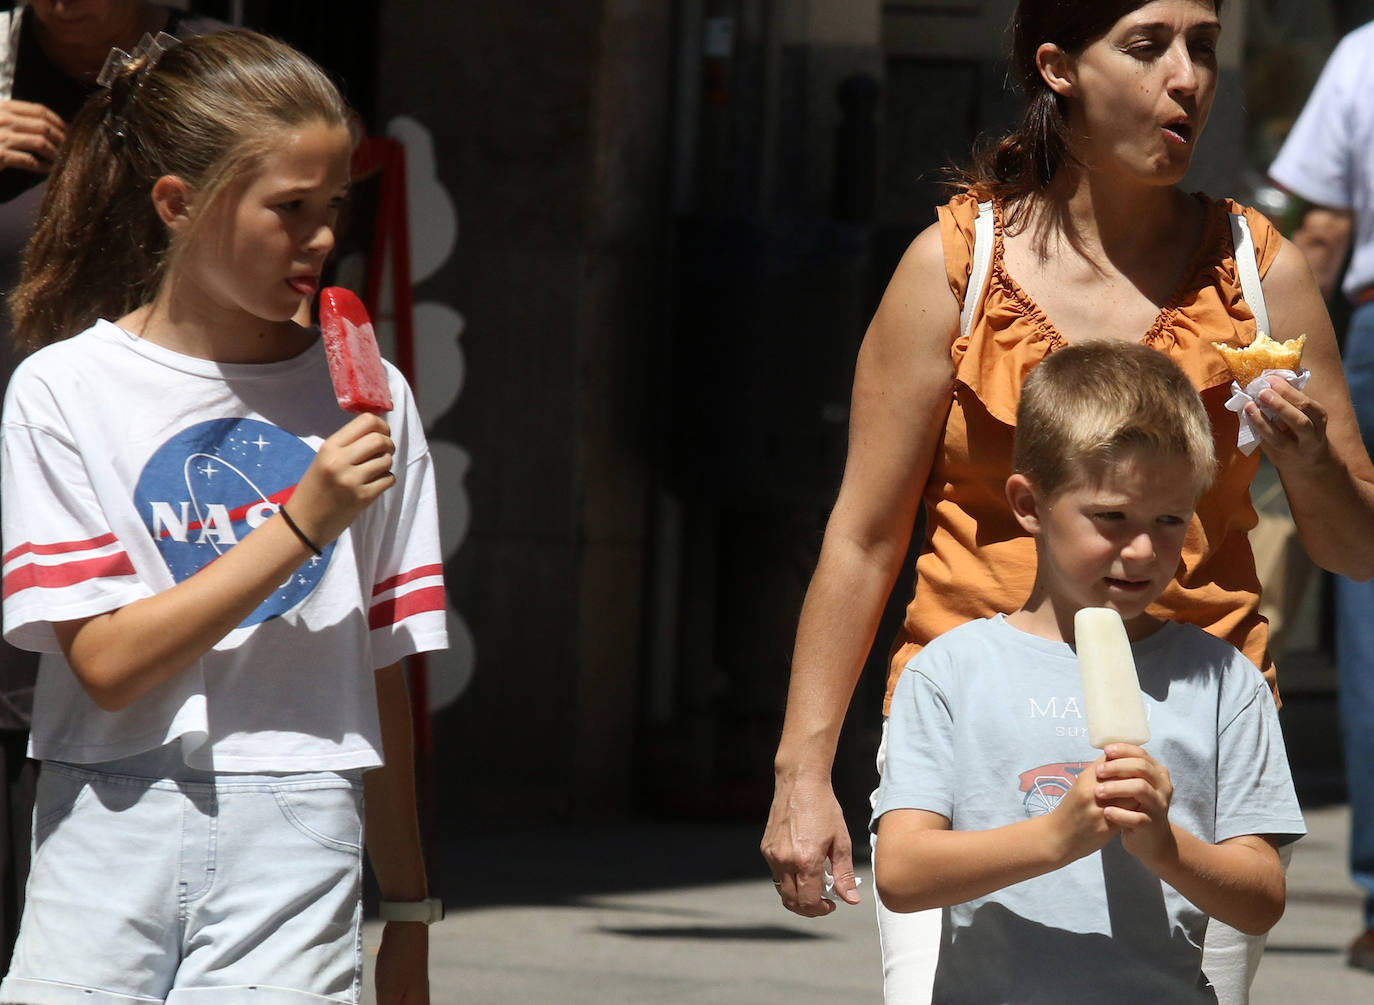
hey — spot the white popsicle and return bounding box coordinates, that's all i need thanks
[1074,607,1150,748]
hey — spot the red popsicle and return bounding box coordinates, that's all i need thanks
[319,287,394,414]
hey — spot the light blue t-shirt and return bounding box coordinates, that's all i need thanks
[872,614,1306,1005]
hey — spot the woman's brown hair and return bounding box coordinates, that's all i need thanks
[9,30,350,352]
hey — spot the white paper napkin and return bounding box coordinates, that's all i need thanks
[1224,368,1311,455]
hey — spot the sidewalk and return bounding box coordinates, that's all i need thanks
[1251,803,1369,1002]
[361,804,1372,1003]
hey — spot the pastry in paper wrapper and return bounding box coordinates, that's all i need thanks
[1215,332,1310,455]
[320,287,393,414]
[1214,332,1306,387]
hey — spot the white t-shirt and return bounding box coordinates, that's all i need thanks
[1,320,448,772]
[1269,20,1374,299]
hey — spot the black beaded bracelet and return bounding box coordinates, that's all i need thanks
[278,505,323,556]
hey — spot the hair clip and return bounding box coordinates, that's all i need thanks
[96,31,180,89]
[98,31,179,141]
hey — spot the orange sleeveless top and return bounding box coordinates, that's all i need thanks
[885,192,1277,712]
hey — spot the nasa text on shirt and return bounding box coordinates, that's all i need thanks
[134,417,332,627]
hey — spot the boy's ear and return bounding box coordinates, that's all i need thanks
[1006,473,1045,535]
[151,175,194,230]
[1035,42,1076,99]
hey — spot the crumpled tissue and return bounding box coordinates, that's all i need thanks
[1224,368,1311,455]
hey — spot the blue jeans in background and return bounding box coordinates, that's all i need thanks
[1336,298,1374,932]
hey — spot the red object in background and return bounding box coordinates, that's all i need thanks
[350,137,417,382]
[703,59,729,104]
[349,135,434,819]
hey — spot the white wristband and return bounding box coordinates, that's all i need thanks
[379,897,444,924]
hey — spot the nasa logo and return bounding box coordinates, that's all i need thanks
[134,417,331,626]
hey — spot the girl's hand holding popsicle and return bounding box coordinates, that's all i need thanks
[281,288,398,551]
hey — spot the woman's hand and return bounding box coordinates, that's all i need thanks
[0,100,64,173]
[762,770,860,916]
[1247,376,1333,467]
[285,412,396,547]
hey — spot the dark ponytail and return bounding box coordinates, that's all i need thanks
[10,87,170,352]
[967,86,1069,204]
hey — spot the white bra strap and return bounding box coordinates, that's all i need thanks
[961,200,995,340]
[1229,211,1270,336]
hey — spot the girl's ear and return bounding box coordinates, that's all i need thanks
[1035,42,1076,99]
[151,175,194,230]
[1006,473,1045,535]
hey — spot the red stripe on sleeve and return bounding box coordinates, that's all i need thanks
[3,552,137,600]
[372,564,445,597]
[368,585,447,631]
[3,533,122,565]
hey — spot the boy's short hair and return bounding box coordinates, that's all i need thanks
[1013,341,1217,497]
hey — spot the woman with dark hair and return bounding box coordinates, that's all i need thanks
[761,1,1374,1002]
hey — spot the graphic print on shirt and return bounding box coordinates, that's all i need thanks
[134,417,331,626]
[1019,761,1091,817]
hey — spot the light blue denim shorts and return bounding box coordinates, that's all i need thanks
[0,746,365,1004]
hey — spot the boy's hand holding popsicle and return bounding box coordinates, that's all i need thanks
[1046,754,1123,864]
[1095,743,1178,866]
[1073,607,1177,865]
[1045,746,1177,869]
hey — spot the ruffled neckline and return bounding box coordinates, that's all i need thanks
[986,193,1232,350]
